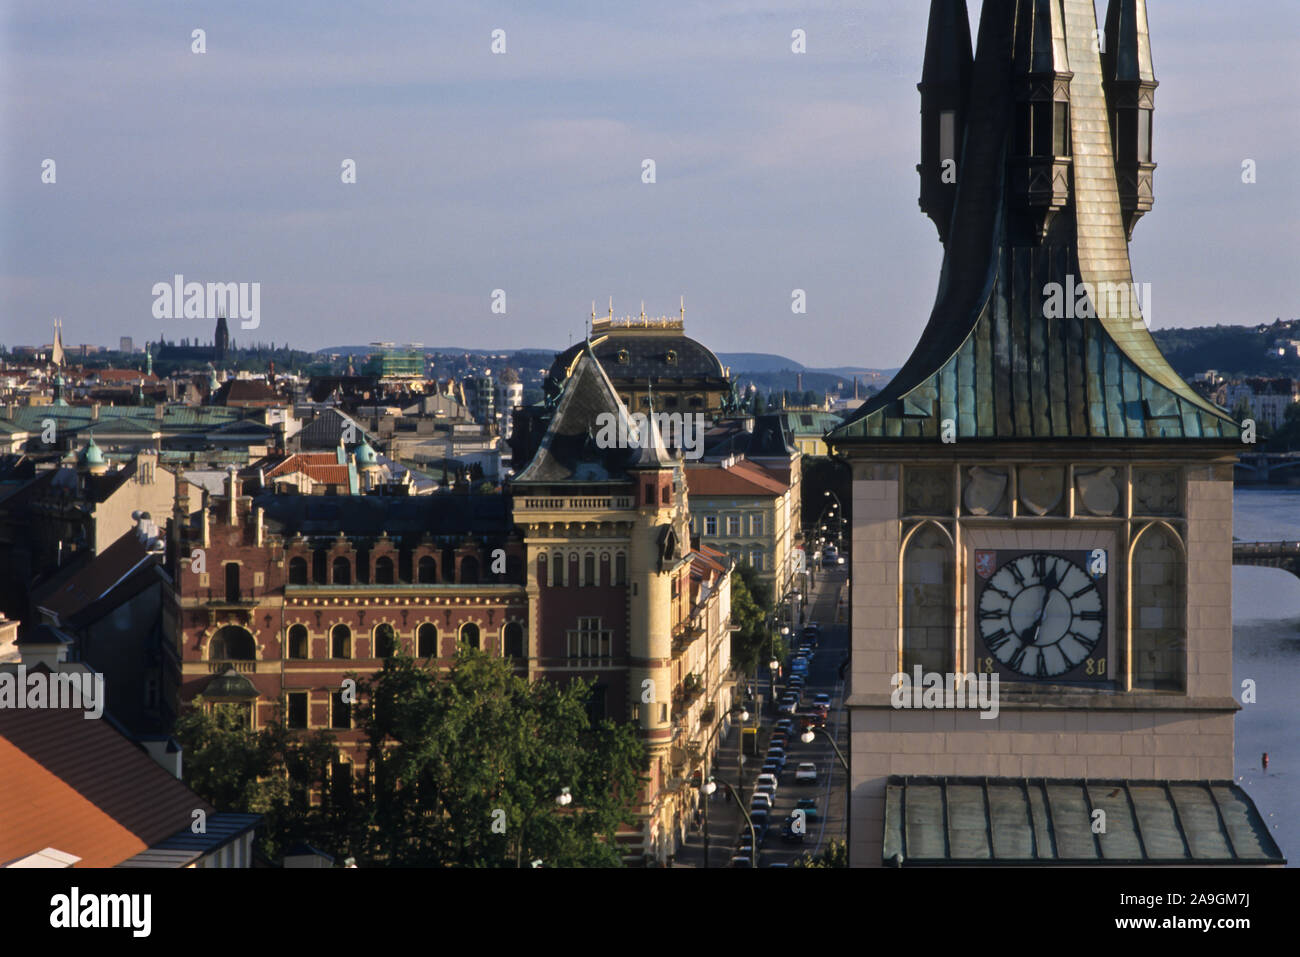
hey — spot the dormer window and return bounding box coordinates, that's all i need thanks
[665,350,677,365]
[617,349,630,364]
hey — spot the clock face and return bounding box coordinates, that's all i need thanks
[976,550,1108,681]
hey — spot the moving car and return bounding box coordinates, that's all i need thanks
[795,797,819,822]
[730,855,752,868]
[813,693,832,707]
[750,793,773,811]
[761,760,783,779]
[795,762,818,784]
[780,821,805,844]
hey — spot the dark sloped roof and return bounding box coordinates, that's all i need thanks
[258,489,509,538]
[515,351,646,484]
[37,530,157,623]
[883,776,1285,866]
[0,703,216,868]
[830,0,1235,444]
[117,812,260,868]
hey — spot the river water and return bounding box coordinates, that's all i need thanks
[1231,488,1299,864]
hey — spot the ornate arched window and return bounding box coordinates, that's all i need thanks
[209,625,256,661]
[503,621,524,658]
[332,557,351,585]
[460,622,480,651]
[901,524,954,674]
[374,556,395,584]
[374,622,397,658]
[287,624,309,659]
[417,622,438,658]
[331,624,352,659]
[288,556,308,585]
[418,555,437,583]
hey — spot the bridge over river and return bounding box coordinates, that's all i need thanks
[1236,453,1300,484]
[1233,541,1300,577]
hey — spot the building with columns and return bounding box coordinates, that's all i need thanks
[828,0,1281,868]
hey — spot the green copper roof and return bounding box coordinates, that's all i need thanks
[829,0,1236,445]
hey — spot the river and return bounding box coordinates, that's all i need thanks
[1231,488,1299,865]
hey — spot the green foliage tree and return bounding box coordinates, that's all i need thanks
[357,647,646,867]
[174,698,338,862]
[729,562,774,674]
[791,838,848,868]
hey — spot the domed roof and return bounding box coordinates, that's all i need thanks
[79,437,105,466]
[354,439,378,466]
[548,318,728,394]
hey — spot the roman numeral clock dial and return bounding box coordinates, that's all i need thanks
[975,550,1107,681]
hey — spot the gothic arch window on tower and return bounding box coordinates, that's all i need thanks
[288,556,308,585]
[901,522,955,674]
[1129,522,1186,692]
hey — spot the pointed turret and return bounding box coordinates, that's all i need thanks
[917,0,973,244]
[1009,0,1073,242]
[1102,0,1157,239]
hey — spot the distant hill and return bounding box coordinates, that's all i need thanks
[1152,321,1300,379]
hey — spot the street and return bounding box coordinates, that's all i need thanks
[675,564,849,867]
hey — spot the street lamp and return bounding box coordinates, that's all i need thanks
[801,724,851,857]
[555,787,572,807]
[706,776,757,868]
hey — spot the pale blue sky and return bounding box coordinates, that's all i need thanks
[1,1,1297,368]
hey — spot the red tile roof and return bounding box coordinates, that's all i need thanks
[684,459,789,497]
[0,702,214,868]
[265,453,351,486]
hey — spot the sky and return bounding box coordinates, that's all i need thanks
[1,0,1297,369]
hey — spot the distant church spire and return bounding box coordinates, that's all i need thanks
[50,318,66,369]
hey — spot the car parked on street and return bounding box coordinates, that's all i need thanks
[750,793,773,811]
[795,762,818,784]
[761,760,783,779]
[730,855,752,868]
[756,773,779,792]
[813,693,832,707]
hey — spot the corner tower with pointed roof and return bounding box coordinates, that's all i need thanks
[513,349,709,863]
[830,0,1270,869]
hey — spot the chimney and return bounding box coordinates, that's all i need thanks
[92,403,100,420]
[226,467,238,525]
[255,506,264,547]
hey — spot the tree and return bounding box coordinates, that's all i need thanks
[356,647,646,867]
[174,698,339,862]
[729,562,774,674]
[791,838,848,868]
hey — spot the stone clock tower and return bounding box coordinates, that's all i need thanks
[829,0,1282,867]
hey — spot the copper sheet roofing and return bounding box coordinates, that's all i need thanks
[0,703,214,868]
[883,776,1285,866]
[829,0,1236,444]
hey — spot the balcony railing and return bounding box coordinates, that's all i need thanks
[207,659,256,673]
[516,496,634,511]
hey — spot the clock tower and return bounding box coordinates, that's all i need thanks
[830,0,1282,867]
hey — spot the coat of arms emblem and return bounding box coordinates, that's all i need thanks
[975,550,997,580]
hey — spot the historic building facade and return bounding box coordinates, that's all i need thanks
[168,355,736,864]
[829,0,1281,867]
